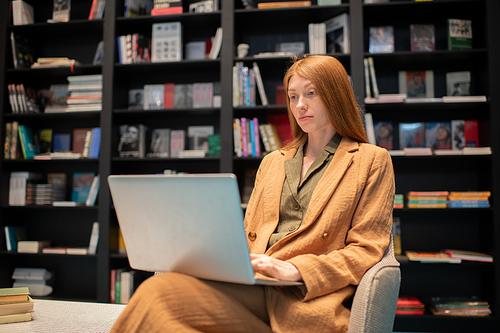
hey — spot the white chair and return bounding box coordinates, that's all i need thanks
[349,236,401,333]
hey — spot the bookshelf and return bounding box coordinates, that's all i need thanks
[0,0,499,331]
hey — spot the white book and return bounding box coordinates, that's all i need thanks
[363,58,372,98]
[252,62,268,106]
[88,222,99,255]
[85,175,100,207]
[209,27,223,60]
[442,95,487,103]
[12,0,34,25]
[308,23,315,54]
[152,22,182,62]
[367,57,379,98]
[120,271,132,304]
[323,13,350,54]
[364,113,376,145]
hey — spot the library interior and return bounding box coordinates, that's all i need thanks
[1,0,499,332]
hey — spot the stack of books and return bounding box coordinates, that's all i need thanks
[393,194,404,209]
[66,74,103,112]
[430,297,491,316]
[405,251,462,263]
[31,57,81,68]
[0,287,34,324]
[448,191,491,209]
[407,191,448,209]
[396,296,425,315]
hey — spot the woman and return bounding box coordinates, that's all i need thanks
[110,55,395,333]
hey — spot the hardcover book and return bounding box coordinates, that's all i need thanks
[410,24,435,52]
[446,71,470,96]
[398,70,434,98]
[148,128,171,157]
[369,26,394,53]
[128,88,144,110]
[399,122,425,149]
[323,13,350,54]
[71,172,95,203]
[124,0,154,17]
[118,124,147,158]
[52,0,71,22]
[152,22,182,62]
[448,18,472,50]
[425,122,451,150]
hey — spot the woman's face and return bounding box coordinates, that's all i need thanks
[287,74,333,135]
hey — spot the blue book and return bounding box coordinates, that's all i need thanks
[53,133,71,152]
[249,119,256,157]
[18,125,36,159]
[4,226,27,251]
[71,172,96,203]
[89,127,101,158]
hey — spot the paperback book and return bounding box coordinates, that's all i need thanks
[369,26,394,53]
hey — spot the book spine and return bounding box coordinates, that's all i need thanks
[82,130,93,158]
[241,118,248,157]
[253,117,260,157]
[259,124,271,153]
[367,57,379,98]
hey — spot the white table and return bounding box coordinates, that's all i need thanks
[0,299,126,333]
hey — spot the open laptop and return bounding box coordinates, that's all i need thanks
[107,173,302,286]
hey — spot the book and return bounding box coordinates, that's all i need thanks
[396,296,425,315]
[364,113,376,145]
[403,147,432,156]
[410,24,435,52]
[369,26,394,53]
[128,88,144,110]
[173,84,193,108]
[425,122,451,150]
[208,27,223,59]
[267,114,292,147]
[448,18,472,50]
[443,250,493,263]
[18,240,51,253]
[442,95,486,103]
[89,127,101,158]
[10,32,35,69]
[405,251,461,263]
[52,0,71,22]
[367,57,379,98]
[12,1,34,25]
[0,287,30,303]
[143,84,164,109]
[148,128,170,157]
[71,172,96,203]
[9,172,43,206]
[451,119,478,149]
[118,124,147,158]
[187,126,214,152]
[88,222,99,255]
[17,125,36,159]
[186,41,206,60]
[85,175,100,206]
[66,247,89,255]
[446,71,470,96]
[430,297,491,317]
[152,22,182,62]
[0,296,34,316]
[398,70,434,98]
[399,122,425,149]
[189,0,215,13]
[392,217,401,255]
[0,312,32,324]
[4,226,27,251]
[170,130,185,157]
[374,121,393,150]
[257,1,311,9]
[323,13,349,54]
[44,84,69,113]
[252,62,268,106]
[363,58,371,98]
[72,128,92,154]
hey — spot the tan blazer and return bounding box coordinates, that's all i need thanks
[244,137,395,333]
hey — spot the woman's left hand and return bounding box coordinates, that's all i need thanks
[250,253,303,282]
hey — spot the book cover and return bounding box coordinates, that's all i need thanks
[143,84,164,109]
[392,217,401,255]
[118,124,147,158]
[170,130,185,158]
[451,119,465,150]
[0,296,34,316]
[4,226,27,251]
[275,83,286,105]
[446,71,471,96]
[425,122,451,150]
[44,84,69,113]
[164,83,175,109]
[252,62,268,106]
[151,22,182,62]
[17,125,36,159]
[257,1,311,9]
[71,171,95,203]
[398,70,434,98]
[323,13,350,54]
[374,121,393,150]
[410,24,435,52]
[52,0,71,22]
[124,0,154,17]
[88,127,101,158]
[0,312,32,324]
[85,175,100,206]
[128,88,144,110]
[148,128,170,157]
[399,122,425,149]
[173,84,193,109]
[448,18,472,50]
[12,0,34,25]
[369,26,394,53]
[187,126,214,151]
[464,120,478,147]
[10,32,36,69]
[72,128,92,154]
[266,114,292,147]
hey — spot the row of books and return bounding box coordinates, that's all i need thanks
[5,222,99,255]
[31,57,81,69]
[117,33,151,64]
[0,287,33,324]
[118,124,219,158]
[365,117,481,152]
[395,191,491,209]
[405,250,493,264]
[396,296,491,317]
[110,269,152,304]
[65,74,103,112]
[4,122,101,161]
[8,171,100,207]
[129,82,221,110]
[7,83,39,113]
[308,13,350,55]
[233,62,268,107]
[369,19,472,55]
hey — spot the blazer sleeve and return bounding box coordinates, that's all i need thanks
[287,146,395,301]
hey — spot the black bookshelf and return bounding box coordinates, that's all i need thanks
[0,1,499,331]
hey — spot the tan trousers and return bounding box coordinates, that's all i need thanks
[110,272,274,333]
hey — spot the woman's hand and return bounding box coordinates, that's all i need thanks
[250,254,303,282]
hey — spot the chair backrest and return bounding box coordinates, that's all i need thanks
[348,236,401,333]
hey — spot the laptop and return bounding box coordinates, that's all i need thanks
[107,173,302,286]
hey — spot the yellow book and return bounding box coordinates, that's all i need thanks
[0,296,34,316]
[0,312,32,324]
[258,1,311,9]
[408,203,447,209]
[0,287,30,303]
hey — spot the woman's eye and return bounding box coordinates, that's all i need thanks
[309,91,316,96]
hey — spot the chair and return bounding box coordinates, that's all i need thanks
[348,236,401,333]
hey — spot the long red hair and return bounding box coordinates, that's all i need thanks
[282,55,368,150]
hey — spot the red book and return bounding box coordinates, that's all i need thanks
[151,7,183,16]
[110,269,116,303]
[464,120,478,147]
[275,83,286,105]
[164,83,175,109]
[72,128,92,154]
[266,114,293,146]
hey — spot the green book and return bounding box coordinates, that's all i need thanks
[447,19,472,50]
